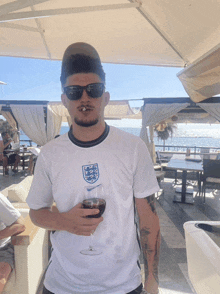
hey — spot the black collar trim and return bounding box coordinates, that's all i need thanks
[68,124,110,148]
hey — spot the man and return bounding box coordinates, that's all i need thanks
[0,193,25,293]
[0,134,3,161]
[27,42,160,294]
[2,132,20,176]
[26,146,41,176]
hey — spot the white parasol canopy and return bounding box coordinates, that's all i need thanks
[1,0,220,102]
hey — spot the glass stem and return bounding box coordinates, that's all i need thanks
[89,233,94,251]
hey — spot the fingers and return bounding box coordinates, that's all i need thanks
[73,212,103,236]
[80,208,100,218]
[77,203,99,217]
[70,222,102,236]
[61,203,104,236]
[63,203,100,217]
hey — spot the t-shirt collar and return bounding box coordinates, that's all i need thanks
[68,123,110,148]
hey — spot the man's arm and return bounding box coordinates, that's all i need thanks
[0,216,25,240]
[29,204,103,236]
[3,140,12,150]
[135,195,161,294]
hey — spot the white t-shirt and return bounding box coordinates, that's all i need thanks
[0,193,21,248]
[26,126,159,294]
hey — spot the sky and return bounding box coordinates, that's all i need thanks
[0,56,188,109]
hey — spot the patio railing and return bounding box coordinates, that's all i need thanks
[20,139,33,146]
[155,145,220,154]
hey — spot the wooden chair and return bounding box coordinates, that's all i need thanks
[202,159,220,203]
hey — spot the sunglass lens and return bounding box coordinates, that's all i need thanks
[87,84,104,98]
[65,83,104,100]
[66,87,82,100]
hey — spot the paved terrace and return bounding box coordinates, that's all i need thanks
[1,167,220,294]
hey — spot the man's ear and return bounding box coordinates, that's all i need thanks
[61,93,68,108]
[103,91,110,106]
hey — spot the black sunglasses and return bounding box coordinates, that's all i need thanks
[64,83,105,101]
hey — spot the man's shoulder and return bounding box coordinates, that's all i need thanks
[41,133,69,152]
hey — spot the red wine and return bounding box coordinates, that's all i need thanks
[82,198,106,218]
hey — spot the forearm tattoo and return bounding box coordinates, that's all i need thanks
[140,195,160,284]
[140,227,160,284]
[146,194,156,214]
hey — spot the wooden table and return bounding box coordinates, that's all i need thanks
[167,154,203,204]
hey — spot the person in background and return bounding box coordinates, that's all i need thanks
[0,193,25,293]
[2,132,20,176]
[27,42,161,294]
[26,146,41,176]
[0,134,4,162]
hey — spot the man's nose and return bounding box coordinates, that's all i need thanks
[80,89,90,101]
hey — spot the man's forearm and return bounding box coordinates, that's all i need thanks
[136,195,161,287]
[140,214,160,283]
[29,208,68,232]
[29,204,103,236]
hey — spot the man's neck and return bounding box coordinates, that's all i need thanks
[71,121,106,142]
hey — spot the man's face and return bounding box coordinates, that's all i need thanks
[61,73,109,128]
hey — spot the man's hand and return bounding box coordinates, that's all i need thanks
[10,224,26,236]
[0,223,25,240]
[61,203,103,236]
[29,204,103,237]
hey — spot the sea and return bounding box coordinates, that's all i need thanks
[20,121,220,151]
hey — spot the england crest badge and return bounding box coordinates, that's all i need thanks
[82,163,99,184]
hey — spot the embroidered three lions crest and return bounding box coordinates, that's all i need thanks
[82,163,99,184]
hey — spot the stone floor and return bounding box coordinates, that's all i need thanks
[1,167,220,294]
[0,165,28,193]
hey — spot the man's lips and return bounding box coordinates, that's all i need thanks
[78,106,94,112]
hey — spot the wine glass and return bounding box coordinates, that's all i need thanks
[80,184,106,255]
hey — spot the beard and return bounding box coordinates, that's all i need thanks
[74,117,99,127]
